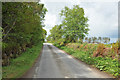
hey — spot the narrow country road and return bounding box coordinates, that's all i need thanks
[23,43,113,78]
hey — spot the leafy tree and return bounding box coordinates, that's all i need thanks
[103,37,110,44]
[59,5,89,43]
[85,37,88,43]
[47,24,63,43]
[92,37,97,43]
[88,38,92,43]
[42,29,47,42]
[2,2,47,66]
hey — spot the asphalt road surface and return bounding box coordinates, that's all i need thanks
[23,43,113,78]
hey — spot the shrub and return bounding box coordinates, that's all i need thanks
[79,44,83,49]
[112,42,118,54]
[93,43,105,57]
[111,42,118,59]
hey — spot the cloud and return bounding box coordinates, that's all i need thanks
[85,2,118,38]
[44,14,57,27]
[43,13,57,36]
[70,2,118,38]
[43,1,72,36]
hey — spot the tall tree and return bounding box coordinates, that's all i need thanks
[88,38,92,43]
[47,24,63,43]
[85,37,88,43]
[92,37,97,43]
[103,37,110,44]
[60,5,89,43]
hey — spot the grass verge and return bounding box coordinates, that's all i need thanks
[2,43,43,79]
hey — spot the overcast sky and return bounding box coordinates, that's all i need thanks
[40,0,118,42]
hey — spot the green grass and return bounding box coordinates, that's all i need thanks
[54,43,119,77]
[2,43,43,78]
[104,44,112,48]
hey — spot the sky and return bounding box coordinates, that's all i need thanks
[40,0,119,43]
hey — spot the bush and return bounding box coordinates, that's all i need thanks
[93,44,106,57]
[111,42,118,58]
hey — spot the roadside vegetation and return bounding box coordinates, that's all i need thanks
[47,5,120,78]
[54,43,119,77]
[2,43,43,78]
[2,2,47,78]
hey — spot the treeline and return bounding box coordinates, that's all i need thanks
[2,2,47,66]
[47,5,89,45]
[47,5,112,45]
[84,37,110,44]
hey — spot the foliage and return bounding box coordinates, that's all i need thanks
[60,5,89,42]
[47,24,63,43]
[93,43,105,57]
[2,2,47,66]
[111,42,118,58]
[54,43,119,77]
[47,5,89,43]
